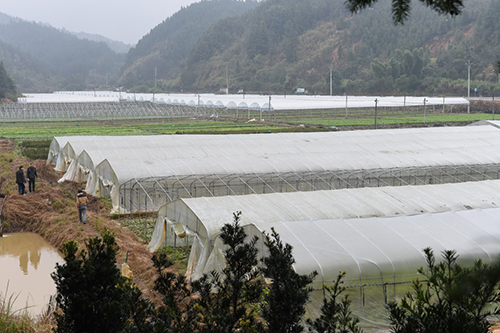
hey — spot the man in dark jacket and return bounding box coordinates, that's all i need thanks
[16,165,26,195]
[26,162,38,193]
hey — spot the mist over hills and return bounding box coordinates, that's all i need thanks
[0,13,126,92]
[71,31,132,54]
[0,0,499,96]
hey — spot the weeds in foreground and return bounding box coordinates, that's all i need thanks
[0,283,56,333]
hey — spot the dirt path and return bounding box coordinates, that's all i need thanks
[0,139,157,296]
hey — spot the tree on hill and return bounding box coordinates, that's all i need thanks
[346,0,464,24]
[0,61,17,100]
[165,0,500,96]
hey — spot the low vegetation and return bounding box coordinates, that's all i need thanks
[0,289,55,333]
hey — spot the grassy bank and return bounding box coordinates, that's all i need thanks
[0,292,54,333]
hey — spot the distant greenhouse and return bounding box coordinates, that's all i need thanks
[5,91,469,121]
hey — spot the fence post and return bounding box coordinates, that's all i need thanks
[423,98,428,124]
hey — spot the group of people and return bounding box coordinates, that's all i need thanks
[14,162,88,224]
[15,162,38,195]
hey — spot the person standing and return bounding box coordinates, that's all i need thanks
[26,162,38,193]
[76,189,88,224]
[16,165,26,195]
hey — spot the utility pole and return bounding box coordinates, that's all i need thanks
[493,95,495,120]
[467,60,471,114]
[329,66,333,96]
[345,93,348,119]
[423,98,428,124]
[226,66,229,94]
[154,67,157,88]
[374,98,378,129]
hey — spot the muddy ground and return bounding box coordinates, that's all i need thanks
[0,139,158,297]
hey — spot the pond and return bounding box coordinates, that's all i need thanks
[0,232,63,316]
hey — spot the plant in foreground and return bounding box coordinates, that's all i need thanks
[388,247,500,333]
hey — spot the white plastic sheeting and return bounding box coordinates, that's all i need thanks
[27,91,468,110]
[218,208,500,284]
[149,179,500,280]
[243,208,500,324]
[19,93,118,103]
[50,125,500,212]
[469,120,500,129]
[47,136,72,171]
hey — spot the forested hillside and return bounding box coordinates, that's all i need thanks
[119,0,259,90]
[128,0,499,96]
[0,18,124,91]
[0,39,60,92]
[1,0,499,96]
[0,60,17,99]
[72,31,132,54]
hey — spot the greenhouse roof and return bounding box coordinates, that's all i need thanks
[19,93,118,103]
[150,179,500,281]
[50,125,500,211]
[26,91,468,110]
[242,207,500,285]
[149,180,500,288]
[156,179,500,245]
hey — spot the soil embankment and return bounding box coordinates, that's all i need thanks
[0,139,157,295]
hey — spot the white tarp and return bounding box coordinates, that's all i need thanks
[30,91,468,110]
[149,179,500,280]
[51,124,500,211]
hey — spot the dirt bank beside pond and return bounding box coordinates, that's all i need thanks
[0,139,158,296]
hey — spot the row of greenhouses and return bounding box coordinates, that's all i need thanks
[30,91,469,110]
[0,101,229,120]
[49,122,500,327]
[49,124,500,213]
[146,181,500,322]
[5,92,469,121]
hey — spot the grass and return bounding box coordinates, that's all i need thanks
[0,119,301,140]
[0,283,54,333]
[156,246,191,275]
[289,112,495,127]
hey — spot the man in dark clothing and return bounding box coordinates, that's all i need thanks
[26,162,38,193]
[16,165,26,195]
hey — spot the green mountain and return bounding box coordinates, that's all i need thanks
[0,39,61,92]
[71,31,132,54]
[2,0,499,96]
[118,0,259,89]
[0,60,17,100]
[0,17,125,92]
[128,0,499,96]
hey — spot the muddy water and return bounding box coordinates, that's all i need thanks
[0,232,63,316]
